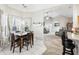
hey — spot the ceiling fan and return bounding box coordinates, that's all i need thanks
[22,4,28,8]
[44,12,53,20]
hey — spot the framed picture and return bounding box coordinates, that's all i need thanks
[54,23,60,27]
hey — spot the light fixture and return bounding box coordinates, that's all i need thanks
[72,27,76,33]
[44,12,53,20]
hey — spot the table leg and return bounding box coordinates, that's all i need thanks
[32,34,34,45]
[30,38,32,48]
[20,37,23,53]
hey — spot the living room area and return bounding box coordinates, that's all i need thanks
[43,4,73,55]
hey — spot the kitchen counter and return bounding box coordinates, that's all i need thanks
[67,32,79,55]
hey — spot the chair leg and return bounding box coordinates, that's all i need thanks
[10,42,13,51]
[62,47,65,55]
[10,45,12,51]
[13,43,15,53]
[30,40,32,48]
[32,35,34,45]
[25,41,29,50]
[71,49,74,55]
[19,40,22,53]
[62,52,65,55]
[26,43,29,50]
[20,45,21,53]
[27,45,28,50]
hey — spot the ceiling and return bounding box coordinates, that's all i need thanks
[6,4,62,13]
[46,4,73,17]
[5,4,73,17]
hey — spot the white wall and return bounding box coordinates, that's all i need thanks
[31,11,44,39]
[31,5,73,36]
[73,5,78,28]
[44,16,72,35]
[52,16,67,33]
[73,5,79,28]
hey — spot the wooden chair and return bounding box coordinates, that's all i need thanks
[61,31,75,55]
[24,32,33,50]
[10,33,20,53]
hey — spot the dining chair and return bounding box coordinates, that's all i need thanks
[24,33,33,50]
[10,33,20,53]
[61,31,75,55]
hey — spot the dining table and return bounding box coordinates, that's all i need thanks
[67,32,79,55]
[11,31,30,52]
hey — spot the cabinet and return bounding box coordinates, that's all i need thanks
[77,16,79,25]
[66,23,73,32]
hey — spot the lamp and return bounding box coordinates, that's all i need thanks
[72,27,76,33]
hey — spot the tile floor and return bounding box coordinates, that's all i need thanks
[0,35,63,55]
[0,38,46,55]
[43,35,63,55]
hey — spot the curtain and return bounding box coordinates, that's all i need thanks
[0,11,3,45]
[1,14,9,42]
[1,15,16,44]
